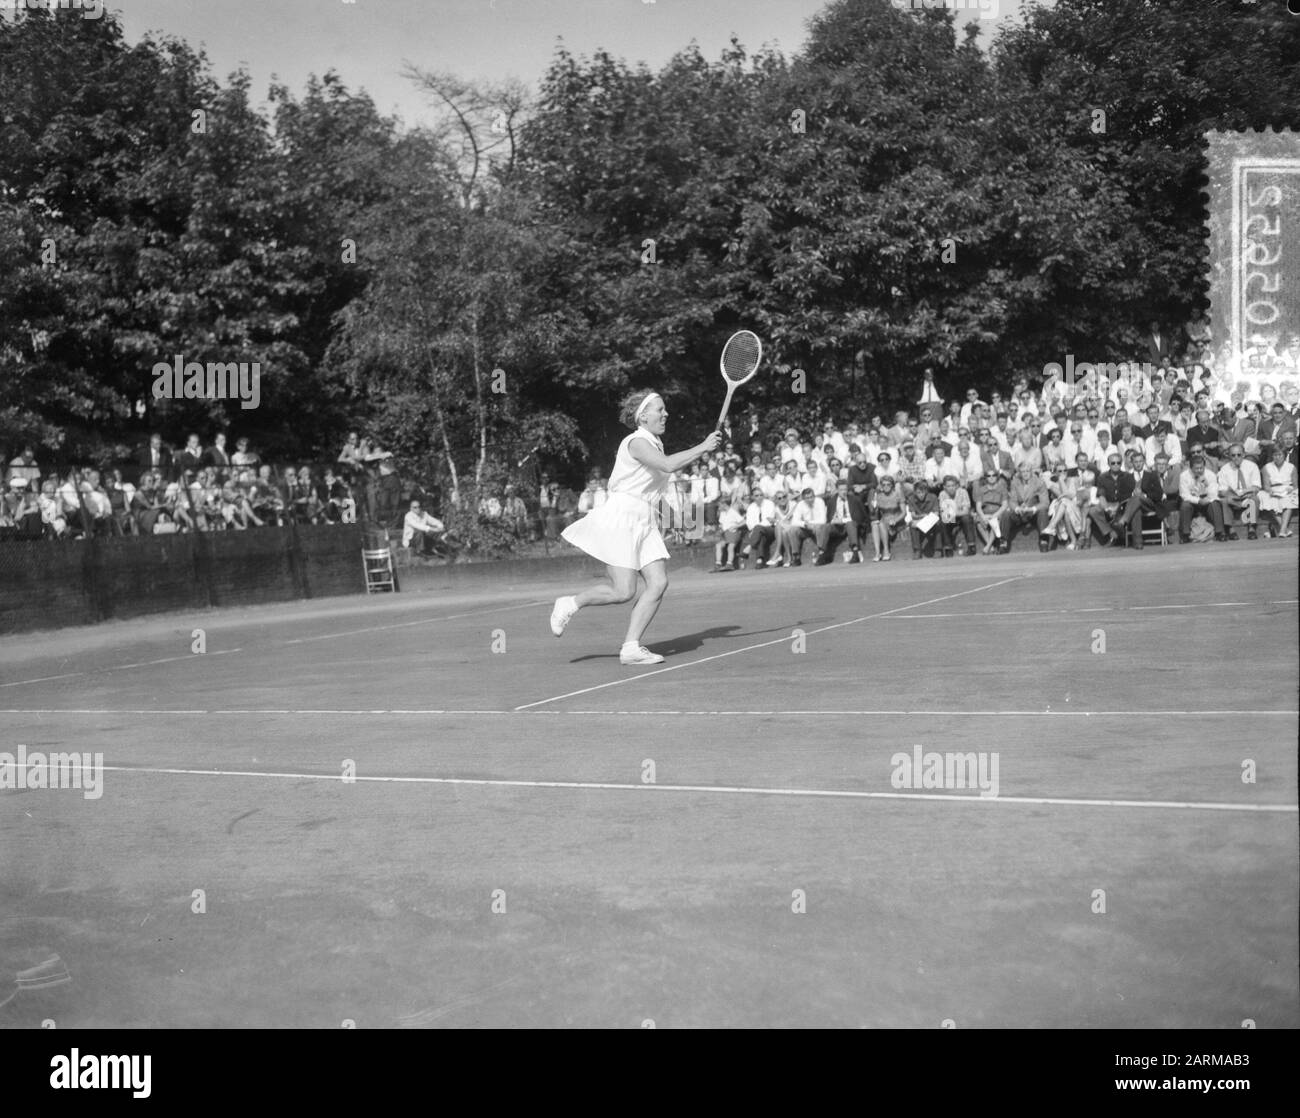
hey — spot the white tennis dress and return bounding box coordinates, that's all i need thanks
[562,428,671,570]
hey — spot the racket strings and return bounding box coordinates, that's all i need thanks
[721,333,761,383]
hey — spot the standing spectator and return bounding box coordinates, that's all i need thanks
[1216,443,1262,541]
[203,432,232,477]
[79,470,114,536]
[338,432,363,477]
[1259,444,1297,537]
[175,433,204,477]
[1179,456,1226,542]
[231,437,260,471]
[135,432,172,482]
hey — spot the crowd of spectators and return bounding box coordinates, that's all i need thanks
[0,430,410,541]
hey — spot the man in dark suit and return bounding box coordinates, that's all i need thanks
[134,432,172,482]
[1145,320,1173,366]
[978,431,1014,484]
[816,480,867,564]
[202,432,232,477]
[847,450,877,505]
[1089,451,1144,547]
[1258,403,1296,463]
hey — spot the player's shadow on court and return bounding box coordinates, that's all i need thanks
[569,624,787,662]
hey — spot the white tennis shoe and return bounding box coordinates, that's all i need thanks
[550,596,579,636]
[619,643,664,665]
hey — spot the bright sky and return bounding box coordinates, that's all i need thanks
[112,0,1006,129]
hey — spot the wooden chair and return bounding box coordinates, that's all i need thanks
[362,544,396,593]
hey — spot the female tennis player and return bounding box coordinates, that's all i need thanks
[550,390,721,664]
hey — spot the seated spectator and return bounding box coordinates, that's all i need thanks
[322,468,357,524]
[2,477,42,538]
[78,470,114,536]
[938,475,976,556]
[577,473,607,516]
[1259,444,1297,537]
[1149,452,1182,534]
[784,486,826,566]
[742,489,778,568]
[1184,406,1224,467]
[895,440,926,494]
[713,492,747,571]
[1178,455,1226,543]
[1089,451,1144,548]
[7,444,41,487]
[1042,427,1069,476]
[874,449,898,481]
[1259,402,1296,462]
[1045,455,1089,550]
[869,475,905,561]
[36,478,68,539]
[252,465,285,526]
[905,475,941,559]
[819,478,866,564]
[1008,462,1051,552]
[188,468,219,530]
[1216,443,1261,541]
[221,473,262,529]
[972,468,1010,554]
[402,499,449,555]
[105,468,139,536]
[134,472,168,534]
[767,491,796,567]
[502,485,528,537]
[163,476,199,532]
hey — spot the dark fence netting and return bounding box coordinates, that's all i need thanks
[0,523,365,635]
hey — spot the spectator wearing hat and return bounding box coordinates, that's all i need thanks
[7,444,40,487]
[895,440,927,495]
[1179,456,1226,542]
[2,476,42,538]
[1216,443,1261,541]
[972,467,1011,554]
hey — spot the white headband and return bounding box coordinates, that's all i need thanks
[634,392,662,423]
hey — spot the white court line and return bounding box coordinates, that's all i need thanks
[83,763,1298,814]
[515,576,1026,711]
[3,708,1297,717]
[0,647,244,689]
[0,600,546,690]
[281,599,546,644]
[880,600,1296,620]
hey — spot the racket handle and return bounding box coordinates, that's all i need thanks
[715,384,736,432]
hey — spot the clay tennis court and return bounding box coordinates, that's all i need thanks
[1,543,1296,1028]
